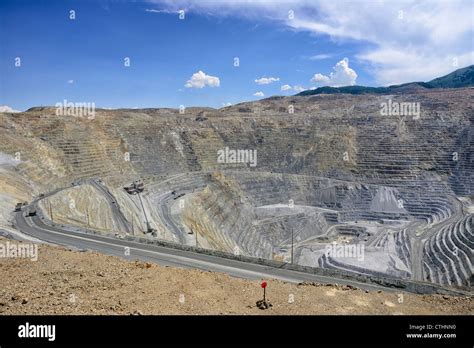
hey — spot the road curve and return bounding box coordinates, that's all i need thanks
[13,203,395,292]
[88,179,131,234]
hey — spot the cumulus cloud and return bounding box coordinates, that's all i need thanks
[185,70,220,88]
[310,58,357,87]
[0,105,20,113]
[149,0,474,85]
[253,91,264,97]
[281,84,292,91]
[255,76,279,85]
[311,74,330,84]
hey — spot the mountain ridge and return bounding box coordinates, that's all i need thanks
[297,65,474,96]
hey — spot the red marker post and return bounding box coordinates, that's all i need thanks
[261,281,267,302]
[256,281,271,309]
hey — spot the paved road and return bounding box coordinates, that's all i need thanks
[153,177,207,244]
[158,190,192,244]
[13,202,395,292]
[88,179,131,234]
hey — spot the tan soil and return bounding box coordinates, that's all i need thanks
[0,238,472,315]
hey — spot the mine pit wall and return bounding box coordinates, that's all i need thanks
[108,186,154,237]
[318,253,412,280]
[37,184,120,233]
[422,214,474,287]
[0,167,33,231]
[182,172,273,258]
[0,115,69,189]
[103,110,361,178]
[1,95,472,197]
[1,93,471,183]
[0,89,472,287]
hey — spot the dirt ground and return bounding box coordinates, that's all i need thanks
[0,238,472,315]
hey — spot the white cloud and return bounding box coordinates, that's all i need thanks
[358,50,473,86]
[309,54,332,60]
[287,1,474,85]
[145,8,177,14]
[185,70,220,88]
[67,80,74,84]
[0,105,20,113]
[310,58,357,87]
[281,84,306,92]
[149,0,474,85]
[253,91,264,97]
[311,73,330,84]
[293,85,305,92]
[255,76,279,85]
[221,102,232,107]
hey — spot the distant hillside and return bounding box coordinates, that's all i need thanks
[426,65,474,88]
[297,65,474,96]
[298,86,392,96]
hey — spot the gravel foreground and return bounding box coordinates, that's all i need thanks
[0,238,472,315]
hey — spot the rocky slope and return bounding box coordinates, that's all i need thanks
[0,87,472,288]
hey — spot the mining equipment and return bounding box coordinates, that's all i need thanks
[14,203,23,212]
[125,180,156,235]
[124,180,144,195]
[26,207,37,217]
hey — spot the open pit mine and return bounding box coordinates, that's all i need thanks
[0,87,472,290]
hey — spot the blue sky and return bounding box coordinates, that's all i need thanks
[1,0,472,111]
